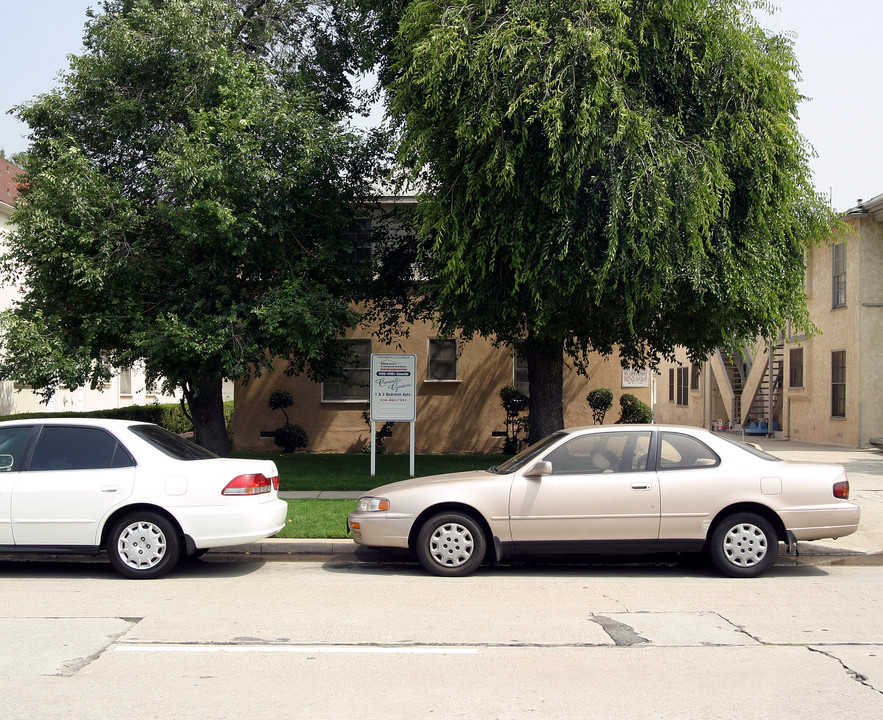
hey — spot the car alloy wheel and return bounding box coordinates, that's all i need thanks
[108,512,181,579]
[708,512,778,578]
[416,512,486,577]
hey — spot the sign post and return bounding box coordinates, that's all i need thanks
[370,354,417,477]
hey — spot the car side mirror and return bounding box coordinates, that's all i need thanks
[524,461,553,477]
[0,454,13,471]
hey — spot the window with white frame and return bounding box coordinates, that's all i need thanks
[676,366,689,406]
[322,339,371,401]
[832,243,847,309]
[789,348,804,388]
[119,368,132,396]
[831,350,846,418]
[428,338,457,381]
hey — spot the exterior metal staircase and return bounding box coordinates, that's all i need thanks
[710,339,783,434]
[743,341,784,428]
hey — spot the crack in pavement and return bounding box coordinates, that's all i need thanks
[809,647,883,695]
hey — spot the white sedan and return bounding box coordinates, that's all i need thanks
[0,418,287,578]
[349,425,861,578]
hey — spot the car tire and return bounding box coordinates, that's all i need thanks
[107,511,182,579]
[416,512,486,577]
[708,512,778,578]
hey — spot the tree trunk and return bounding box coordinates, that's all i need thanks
[184,374,230,456]
[526,342,565,444]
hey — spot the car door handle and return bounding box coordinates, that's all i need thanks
[630,483,652,491]
[101,486,119,493]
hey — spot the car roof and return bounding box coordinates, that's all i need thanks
[564,424,709,434]
[0,417,148,429]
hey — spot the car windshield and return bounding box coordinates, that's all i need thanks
[490,432,569,474]
[717,434,782,461]
[129,424,218,460]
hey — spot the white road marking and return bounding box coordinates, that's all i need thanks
[116,644,478,655]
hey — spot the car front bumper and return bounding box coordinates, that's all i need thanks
[347,511,413,550]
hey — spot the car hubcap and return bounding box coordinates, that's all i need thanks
[117,521,167,570]
[429,522,474,568]
[722,522,767,567]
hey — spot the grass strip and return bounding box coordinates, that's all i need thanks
[277,499,357,539]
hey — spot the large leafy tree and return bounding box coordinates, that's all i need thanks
[385,0,835,441]
[0,0,384,454]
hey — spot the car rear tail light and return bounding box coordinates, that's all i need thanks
[223,474,273,496]
[833,480,850,499]
[271,475,279,491]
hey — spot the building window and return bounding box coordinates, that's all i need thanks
[322,339,371,402]
[119,369,132,396]
[676,367,689,406]
[513,352,529,396]
[668,368,675,402]
[690,363,700,391]
[831,350,846,418]
[428,339,457,381]
[832,243,847,309]
[789,348,804,388]
[343,218,372,264]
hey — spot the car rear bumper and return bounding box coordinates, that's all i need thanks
[177,497,289,549]
[783,503,861,541]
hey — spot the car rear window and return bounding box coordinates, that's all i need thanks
[716,434,782,461]
[129,424,218,460]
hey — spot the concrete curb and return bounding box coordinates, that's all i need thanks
[206,537,883,567]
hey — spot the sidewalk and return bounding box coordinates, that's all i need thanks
[211,438,883,564]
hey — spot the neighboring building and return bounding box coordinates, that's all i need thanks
[655,192,883,448]
[0,157,183,415]
[232,195,653,454]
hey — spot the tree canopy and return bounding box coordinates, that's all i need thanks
[385,0,835,440]
[0,0,385,453]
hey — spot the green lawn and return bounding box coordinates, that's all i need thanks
[277,499,357,539]
[232,451,508,492]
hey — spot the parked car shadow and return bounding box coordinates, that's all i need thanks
[0,553,268,580]
[320,553,831,578]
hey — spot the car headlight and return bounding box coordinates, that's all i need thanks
[358,497,390,512]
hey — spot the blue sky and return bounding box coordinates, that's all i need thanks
[2,1,881,212]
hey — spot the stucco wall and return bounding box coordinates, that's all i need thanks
[652,348,708,428]
[859,213,883,445]
[233,320,651,454]
[784,216,864,446]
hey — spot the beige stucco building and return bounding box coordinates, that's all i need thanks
[654,192,883,448]
[232,318,651,454]
[232,195,652,454]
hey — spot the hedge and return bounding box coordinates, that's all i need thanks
[0,400,234,435]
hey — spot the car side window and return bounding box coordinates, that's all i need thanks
[28,426,135,471]
[545,432,652,474]
[658,432,720,471]
[0,426,36,472]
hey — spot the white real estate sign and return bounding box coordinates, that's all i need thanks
[370,354,417,422]
[369,354,417,476]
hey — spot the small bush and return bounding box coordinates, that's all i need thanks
[618,393,653,424]
[586,388,613,425]
[274,423,309,453]
[500,385,529,455]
